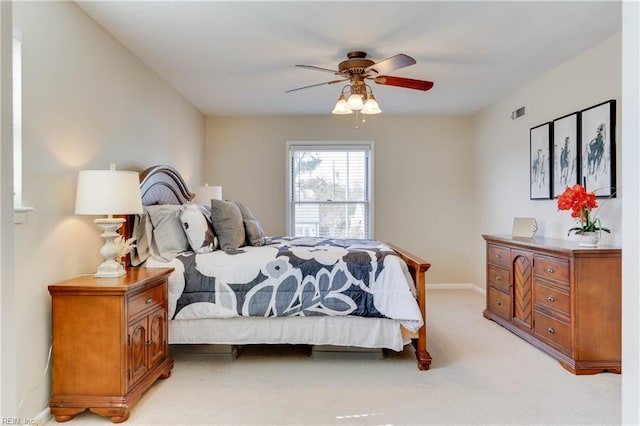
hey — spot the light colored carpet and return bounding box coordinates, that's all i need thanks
[47,289,620,425]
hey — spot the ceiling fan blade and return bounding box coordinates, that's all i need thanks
[374,76,434,91]
[295,64,340,75]
[285,79,347,93]
[367,54,416,74]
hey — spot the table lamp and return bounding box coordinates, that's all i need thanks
[75,165,143,277]
[193,183,222,203]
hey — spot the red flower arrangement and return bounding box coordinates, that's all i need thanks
[557,184,609,235]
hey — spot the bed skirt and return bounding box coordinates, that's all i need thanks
[169,316,408,351]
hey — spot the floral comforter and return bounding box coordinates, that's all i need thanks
[169,237,423,332]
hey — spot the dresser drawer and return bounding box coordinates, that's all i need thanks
[534,310,571,354]
[488,245,510,268]
[535,282,570,316]
[128,284,165,319]
[488,265,510,293]
[534,255,569,285]
[488,287,510,321]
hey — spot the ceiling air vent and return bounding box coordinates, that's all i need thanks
[511,106,526,120]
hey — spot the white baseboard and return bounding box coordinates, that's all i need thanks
[426,283,486,295]
[33,407,51,426]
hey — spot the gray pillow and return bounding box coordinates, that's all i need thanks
[244,218,266,246]
[180,204,217,253]
[145,204,190,261]
[235,202,267,247]
[210,200,246,250]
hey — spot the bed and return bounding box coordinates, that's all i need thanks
[128,165,432,370]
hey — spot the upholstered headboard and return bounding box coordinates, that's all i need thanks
[139,165,194,206]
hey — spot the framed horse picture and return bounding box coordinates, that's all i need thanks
[580,100,616,198]
[530,122,552,200]
[552,112,579,198]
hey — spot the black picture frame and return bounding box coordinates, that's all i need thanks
[552,112,580,198]
[579,100,616,197]
[530,122,553,200]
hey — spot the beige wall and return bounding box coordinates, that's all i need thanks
[471,33,622,288]
[205,115,474,284]
[9,2,204,418]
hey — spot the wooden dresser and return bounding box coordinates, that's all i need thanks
[482,235,621,375]
[48,267,175,423]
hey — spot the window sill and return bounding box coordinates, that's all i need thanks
[14,206,34,224]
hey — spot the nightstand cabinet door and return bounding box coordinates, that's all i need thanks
[148,308,168,368]
[128,317,150,386]
[49,268,175,423]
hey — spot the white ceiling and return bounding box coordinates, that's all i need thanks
[76,1,621,117]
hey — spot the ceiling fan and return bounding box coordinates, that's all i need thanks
[286,50,434,115]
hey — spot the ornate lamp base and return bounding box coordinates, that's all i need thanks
[94,217,126,278]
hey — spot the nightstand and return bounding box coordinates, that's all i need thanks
[48,267,175,423]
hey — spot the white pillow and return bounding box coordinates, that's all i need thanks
[180,204,217,253]
[146,204,190,261]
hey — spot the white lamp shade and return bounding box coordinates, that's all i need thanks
[347,93,364,110]
[362,96,382,114]
[75,170,143,215]
[193,184,222,203]
[331,95,353,115]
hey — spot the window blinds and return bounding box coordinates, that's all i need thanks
[289,145,371,239]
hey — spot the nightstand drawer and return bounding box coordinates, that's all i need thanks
[534,310,571,354]
[129,284,165,318]
[534,255,569,285]
[488,265,510,292]
[488,245,510,268]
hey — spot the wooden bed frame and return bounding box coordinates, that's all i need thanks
[129,165,432,370]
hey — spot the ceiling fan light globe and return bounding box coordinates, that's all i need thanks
[347,93,364,111]
[332,96,352,114]
[362,97,381,114]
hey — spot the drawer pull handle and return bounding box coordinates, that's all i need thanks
[547,295,555,302]
[496,300,502,306]
[548,327,555,334]
[146,340,155,346]
[546,267,555,274]
[496,254,502,259]
[495,276,502,281]
[146,298,153,305]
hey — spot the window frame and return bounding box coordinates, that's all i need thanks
[12,35,32,223]
[285,141,374,238]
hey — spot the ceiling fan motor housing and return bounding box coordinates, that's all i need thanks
[338,51,376,76]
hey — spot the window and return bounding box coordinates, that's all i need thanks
[12,35,32,223]
[12,36,21,208]
[287,142,373,239]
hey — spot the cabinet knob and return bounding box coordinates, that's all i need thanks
[548,327,555,334]
[146,298,153,305]
[495,276,502,281]
[496,254,502,259]
[146,340,156,346]
[546,267,555,274]
[496,300,502,306]
[547,295,555,302]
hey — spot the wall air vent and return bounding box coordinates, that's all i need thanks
[511,106,526,120]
